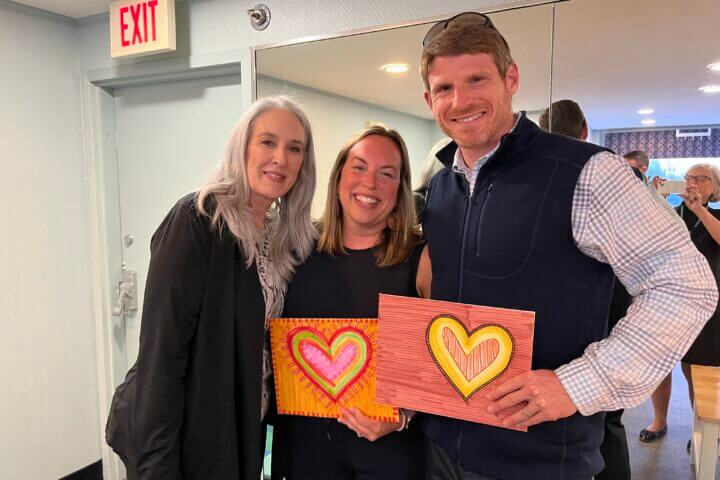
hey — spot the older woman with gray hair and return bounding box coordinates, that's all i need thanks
[678,165,720,360]
[106,95,317,480]
[640,163,720,447]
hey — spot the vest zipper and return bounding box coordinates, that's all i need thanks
[457,182,473,300]
[475,183,493,257]
[457,181,492,300]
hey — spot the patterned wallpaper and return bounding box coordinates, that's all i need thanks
[605,128,720,158]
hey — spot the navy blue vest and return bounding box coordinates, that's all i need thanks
[422,115,614,480]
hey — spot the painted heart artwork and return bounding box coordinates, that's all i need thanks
[287,326,371,402]
[270,318,398,421]
[426,315,514,400]
[376,294,534,430]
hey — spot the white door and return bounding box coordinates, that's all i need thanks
[113,74,245,368]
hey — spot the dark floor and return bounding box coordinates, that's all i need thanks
[624,363,719,480]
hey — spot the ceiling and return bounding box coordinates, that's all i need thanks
[257,0,720,130]
[15,0,720,129]
[13,0,112,18]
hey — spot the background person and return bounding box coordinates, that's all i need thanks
[540,98,634,480]
[639,162,720,447]
[624,149,650,177]
[271,124,429,480]
[678,164,720,374]
[538,99,588,140]
[414,137,450,223]
[105,96,317,480]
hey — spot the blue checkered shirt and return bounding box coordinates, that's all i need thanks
[451,130,717,415]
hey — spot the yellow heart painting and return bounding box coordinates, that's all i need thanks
[426,315,514,400]
[376,294,534,429]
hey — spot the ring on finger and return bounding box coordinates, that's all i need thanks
[522,406,533,418]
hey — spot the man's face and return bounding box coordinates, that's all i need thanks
[424,53,519,160]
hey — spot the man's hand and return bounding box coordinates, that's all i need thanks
[484,370,578,428]
[338,407,403,441]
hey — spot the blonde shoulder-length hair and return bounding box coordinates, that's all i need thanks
[197,95,317,283]
[318,124,420,267]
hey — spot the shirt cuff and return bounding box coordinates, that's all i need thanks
[555,358,613,416]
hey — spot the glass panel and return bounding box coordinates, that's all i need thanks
[255,4,554,219]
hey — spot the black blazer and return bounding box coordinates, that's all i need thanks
[106,193,266,480]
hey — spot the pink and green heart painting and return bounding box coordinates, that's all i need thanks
[288,326,371,401]
[270,318,399,421]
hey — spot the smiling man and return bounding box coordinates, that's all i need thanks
[418,12,718,480]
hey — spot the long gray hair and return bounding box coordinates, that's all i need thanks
[197,95,317,283]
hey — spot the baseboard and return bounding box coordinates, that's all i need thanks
[59,460,102,480]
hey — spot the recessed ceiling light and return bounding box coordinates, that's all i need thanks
[637,108,654,115]
[699,84,720,93]
[707,63,720,72]
[641,118,656,126]
[380,63,410,74]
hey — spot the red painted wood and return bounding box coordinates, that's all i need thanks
[376,294,535,431]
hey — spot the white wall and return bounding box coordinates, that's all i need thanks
[258,76,442,217]
[0,1,100,479]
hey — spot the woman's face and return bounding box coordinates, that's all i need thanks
[338,134,402,235]
[685,166,716,203]
[246,109,306,210]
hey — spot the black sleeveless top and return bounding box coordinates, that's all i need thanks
[271,242,426,480]
[679,204,720,366]
[283,243,424,318]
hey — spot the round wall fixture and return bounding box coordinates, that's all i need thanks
[247,4,271,31]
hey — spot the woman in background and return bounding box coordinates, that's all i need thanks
[640,163,720,448]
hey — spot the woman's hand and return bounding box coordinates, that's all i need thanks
[681,184,705,215]
[338,407,403,441]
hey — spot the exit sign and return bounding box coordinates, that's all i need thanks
[109,0,176,58]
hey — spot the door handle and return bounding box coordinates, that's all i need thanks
[112,269,138,316]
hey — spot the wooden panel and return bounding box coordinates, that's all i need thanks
[376,294,535,431]
[692,365,720,424]
[270,318,398,421]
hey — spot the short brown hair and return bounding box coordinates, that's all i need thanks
[623,150,650,169]
[420,19,514,92]
[538,100,587,140]
[318,124,420,267]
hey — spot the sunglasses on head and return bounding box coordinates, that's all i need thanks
[422,12,499,48]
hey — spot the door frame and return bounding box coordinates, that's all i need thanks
[81,48,255,480]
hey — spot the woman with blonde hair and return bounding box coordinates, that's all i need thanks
[272,124,429,479]
[106,95,317,480]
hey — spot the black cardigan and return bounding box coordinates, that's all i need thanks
[106,193,266,480]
